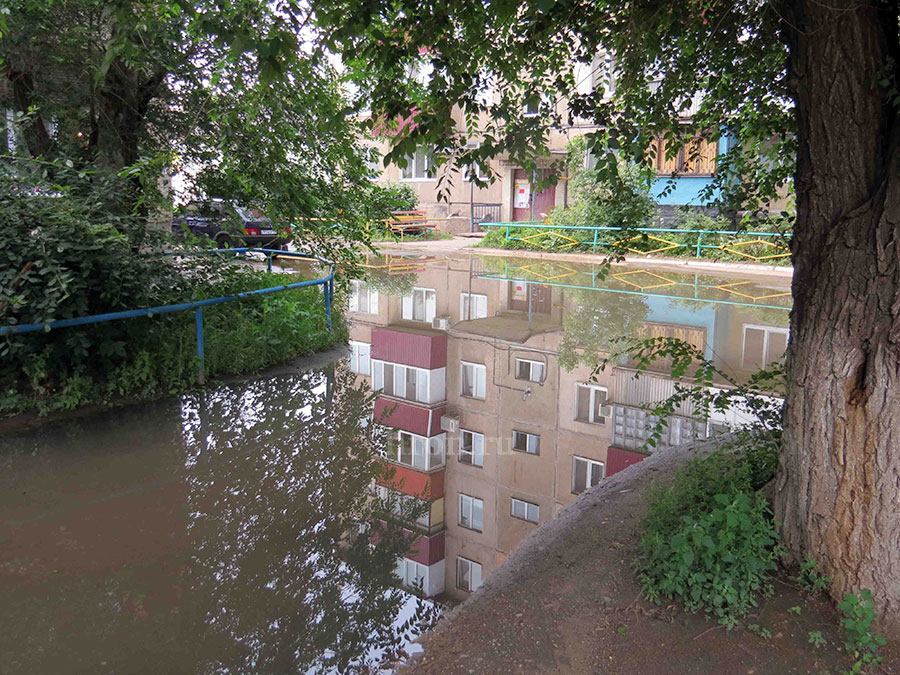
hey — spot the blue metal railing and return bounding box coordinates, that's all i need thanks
[0,248,336,384]
[479,221,792,261]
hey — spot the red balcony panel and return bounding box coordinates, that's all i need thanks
[407,530,446,567]
[606,446,649,477]
[378,463,445,499]
[371,328,447,370]
[374,398,445,437]
[370,524,445,567]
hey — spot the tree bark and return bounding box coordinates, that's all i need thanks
[2,65,53,157]
[776,0,900,630]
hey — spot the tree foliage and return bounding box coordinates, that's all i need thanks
[548,136,656,230]
[313,0,795,215]
[1,0,375,258]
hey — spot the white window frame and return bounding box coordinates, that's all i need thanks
[400,146,435,181]
[515,358,545,383]
[460,292,488,320]
[572,456,605,495]
[349,280,379,315]
[379,485,433,528]
[396,557,427,589]
[463,162,490,182]
[456,556,483,592]
[458,493,484,532]
[575,384,610,425]
[373,361,431,403]
[523,98,540,117]
[386,430,446,470]
[402,287,437,323]
[741,324,789,370]
[460,361,487,399]
[458,428,485,467]
[349,341,371,376]
[510,497,539,523]
[512,430,540,455]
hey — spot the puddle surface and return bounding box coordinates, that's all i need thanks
[0,252,791,673]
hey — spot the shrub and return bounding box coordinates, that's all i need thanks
[0,182,344,416]
[637,440,780,626]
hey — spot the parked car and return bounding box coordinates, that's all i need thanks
[172,199,290,249]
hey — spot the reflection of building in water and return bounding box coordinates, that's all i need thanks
[348,254,790,601]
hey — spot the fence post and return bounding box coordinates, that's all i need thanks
[266,253,272,273]
[324,280,333,333]
[696,233,703,258]
[195,307,205,385]
[592,227,599,253]
[505,223,510,243]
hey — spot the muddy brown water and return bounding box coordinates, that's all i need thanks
[0,253,792,674]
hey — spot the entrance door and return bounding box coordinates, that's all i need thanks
[512,169,557,221]
[508,281,552,314]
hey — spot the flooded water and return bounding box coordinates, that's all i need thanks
[0,252,791,673]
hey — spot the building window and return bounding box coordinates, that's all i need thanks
[575,384,610,425]
[374,361,431,403]
[464,162,490,182]
[349,341,371,375]
[459,429,485,467]
[512,430,540,455]
[349,280,379,314]
[523,99,540,116]
[654,136,718,176]
[386,431,446,470]
[515,358,544,383]
[458,493,484,532]
[612,404,706,451]
[460,362,487,399]
[590,50,616,98]
[460,292,488,320]
[510,497,539,523]
[457,556,483,592]
[400,147,435,180]
[378,486,441,529]
[741,325,789,371]
[572,456,605,494]
[396,558,427,589]
[402,287,437,323]
[363,145,382,177]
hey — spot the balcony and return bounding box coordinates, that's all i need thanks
[371,327,447,370]
[374,398,446,437]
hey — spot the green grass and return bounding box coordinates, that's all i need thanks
[1,271,346,417]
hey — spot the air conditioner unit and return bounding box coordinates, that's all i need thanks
[440,414,460,433]
[432,315,451,331]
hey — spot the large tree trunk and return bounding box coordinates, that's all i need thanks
[775,0,900,629]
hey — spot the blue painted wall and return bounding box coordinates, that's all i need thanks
[651,136,731,207]
[644,295,717,362]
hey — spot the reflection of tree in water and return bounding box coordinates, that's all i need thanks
[180,364,439,673]
[559,288,650,370]
[363,267,417,299]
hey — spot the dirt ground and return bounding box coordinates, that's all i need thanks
[402,440,899,675]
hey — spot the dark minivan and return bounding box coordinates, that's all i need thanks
[172,200,289,249]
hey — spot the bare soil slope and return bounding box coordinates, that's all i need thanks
[405,441,899,675]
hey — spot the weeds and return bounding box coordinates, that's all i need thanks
[793,557,832,594]
[637,440,780,626]
[838,590,885,672]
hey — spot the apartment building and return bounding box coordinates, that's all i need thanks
[364,56,730,229]
[348,253,790,600]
